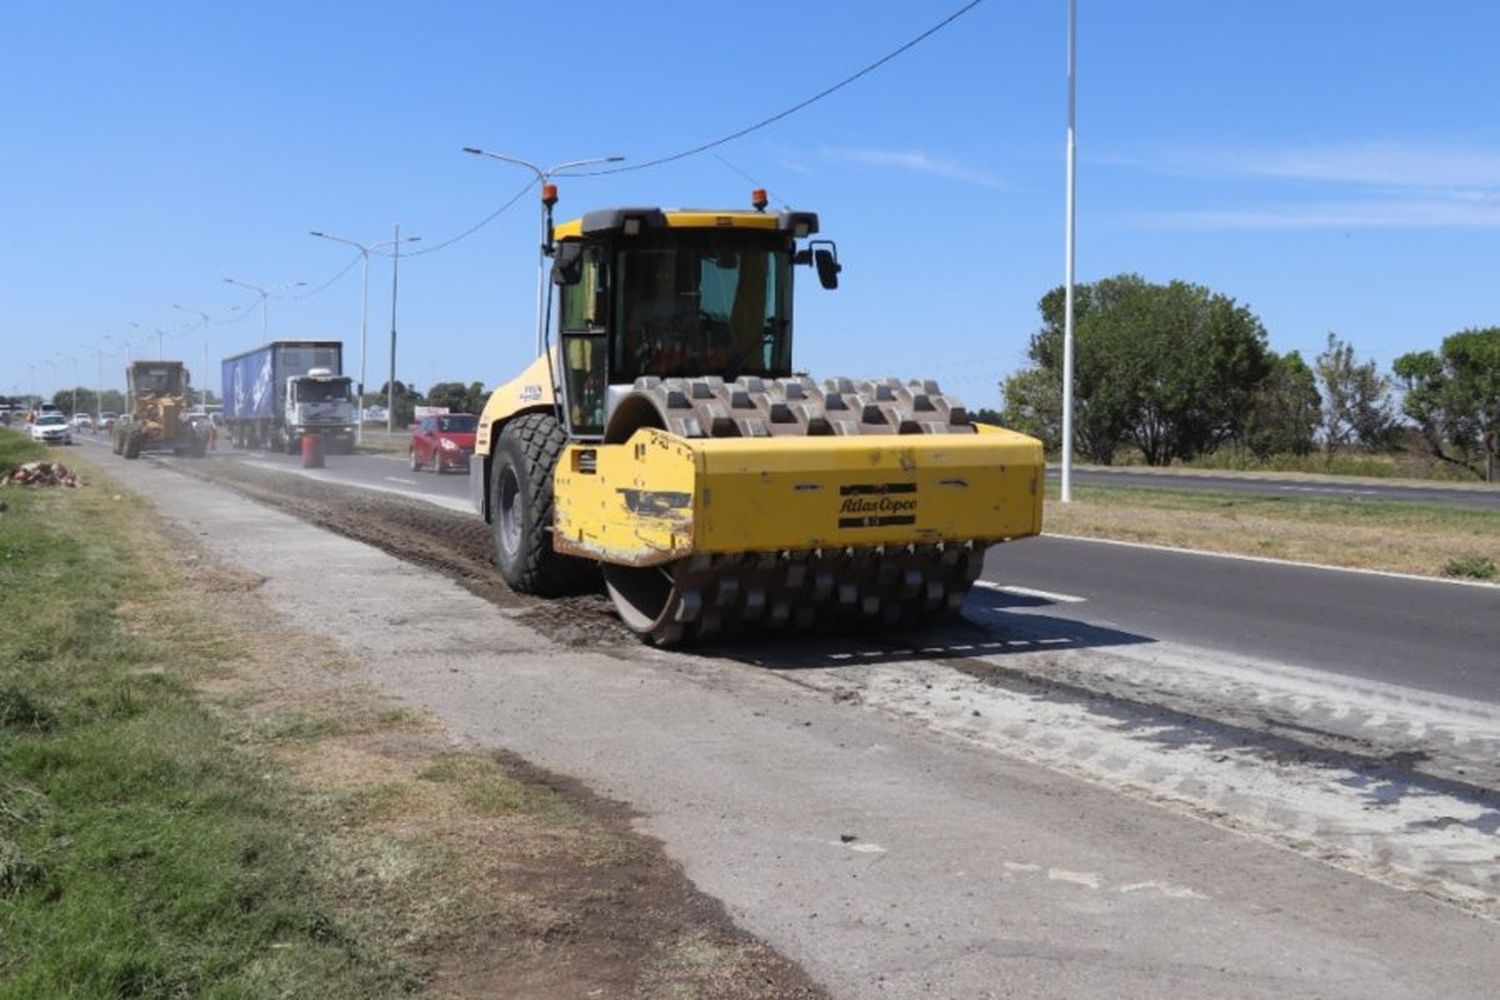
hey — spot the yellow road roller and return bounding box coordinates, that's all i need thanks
[471,190,1043,643]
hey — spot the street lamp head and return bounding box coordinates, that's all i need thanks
[310,230,326,237]
[461,147,483,155]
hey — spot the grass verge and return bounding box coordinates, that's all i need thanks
[1044,481,1500,580]
[0,429,822,998]
[0,430,417,996]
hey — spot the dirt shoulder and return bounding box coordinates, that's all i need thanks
[6,443,823,999]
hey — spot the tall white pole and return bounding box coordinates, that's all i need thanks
[388,224,400,436]
[358,250,369,445]
[1060,0,1078,504]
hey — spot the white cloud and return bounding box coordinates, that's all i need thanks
[1127,196,1500,232]
[1111,141,1500,230]
[818,146,1011,191]
[1199,143,1500,190]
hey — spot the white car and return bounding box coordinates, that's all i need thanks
[30,412,73,445]
[71,413,93,430]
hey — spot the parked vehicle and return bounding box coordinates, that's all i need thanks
[30,412,73,445]
[221,341,356,454]
[98,411,119,433]
[71,413,93,431]
[410,413,477,473]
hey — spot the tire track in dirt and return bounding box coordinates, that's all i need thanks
[157,453,639,647]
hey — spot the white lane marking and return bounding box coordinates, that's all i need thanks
[1042,533,1500,590]
[385,476,418,485]
[973,581,1086,604]
[240,461,472,513]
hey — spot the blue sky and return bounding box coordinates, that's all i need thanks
[3,1,1498,407]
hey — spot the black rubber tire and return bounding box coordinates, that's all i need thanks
[123,433,141,460]
[491,412,594,596]
[409,448,421,472]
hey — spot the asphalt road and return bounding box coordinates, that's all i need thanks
[983,536,1500,705]
[88,436,1498,704]
[1053,464,1500,508]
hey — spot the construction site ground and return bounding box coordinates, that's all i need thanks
[75,444,1500,999]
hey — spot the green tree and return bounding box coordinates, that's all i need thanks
[1392,327,1500,480]
[999,368,1061,453]
[1008,274,1273,465]
[50,387,100,417]
[462,381,489,415]
[1314,333,1394,460]
[424,381,471,412]
[424,380,489,414]
[374,380,423,428]
[1242,351,1321,458]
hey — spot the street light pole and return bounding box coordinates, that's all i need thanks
[132,322,166,361]
[461,148,625,356]
[94,342,107,425]
[223,278,271,341]
[63,354,79,417]
[387,224,407,435]
[1060,0,1078,504]
[173,305,213,408]
[310,230,420,445]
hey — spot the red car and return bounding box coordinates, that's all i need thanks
[409,413,478,473]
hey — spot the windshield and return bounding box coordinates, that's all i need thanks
[132,367,182,394]
[295,379,351,403]
[612,234,790,381]
[437,415,477,433]
[36,414,66,426]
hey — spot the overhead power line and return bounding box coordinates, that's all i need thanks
[382,179,537,259]
[572,0,987,177]
[382,1,982,261]
[294,251,363,300]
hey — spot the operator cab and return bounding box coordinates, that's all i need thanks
[549,195,839,439]
[129,362,188,397]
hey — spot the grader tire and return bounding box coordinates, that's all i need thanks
[123,433,141,460]
[492,412,594,597]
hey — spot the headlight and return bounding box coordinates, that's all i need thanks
[440,438,458,451]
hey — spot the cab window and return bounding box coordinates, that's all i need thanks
[559,246,607,435]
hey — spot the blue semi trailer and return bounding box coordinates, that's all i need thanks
[221,340,357,453]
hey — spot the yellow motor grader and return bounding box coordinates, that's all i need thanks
[112,361,209,460]
[471,191,1043,644]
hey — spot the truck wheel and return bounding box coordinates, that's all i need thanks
[491,412,594,596]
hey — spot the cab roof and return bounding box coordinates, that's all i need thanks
[553,207,818,241]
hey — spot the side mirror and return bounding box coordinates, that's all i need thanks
[552,242,584,286]
[814,247,841,290]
